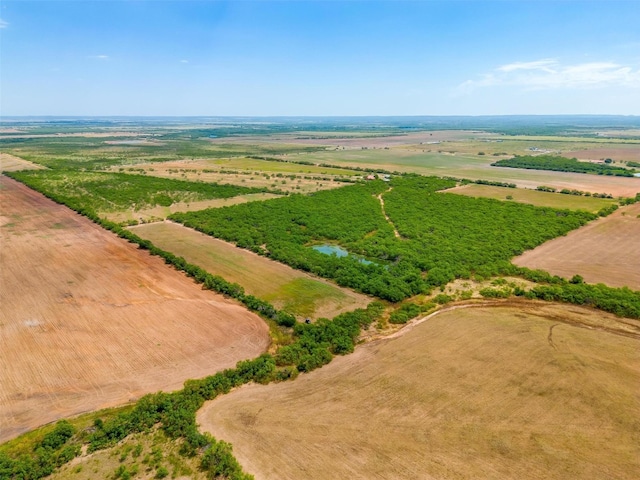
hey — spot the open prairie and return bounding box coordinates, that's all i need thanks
[444,183,617,212]
[0,177,270,443]
[129,221,371,319]
[514,202,640,289]
[199,303,640,480]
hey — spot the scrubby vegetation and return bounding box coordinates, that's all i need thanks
[492,154,637,176]
[7,170,270,213]
[171,176,595,301]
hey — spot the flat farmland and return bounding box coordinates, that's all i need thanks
[514,203,640,289]
[444,184,617,212]
[0,177,270,443]
[199,303,640,480]
[129,221,371,319]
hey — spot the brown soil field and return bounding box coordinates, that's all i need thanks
[0,177,270,443]
[514,203,640,289]
[0,153,46,172]
[444,183,617,212]
[564,146,640,162]
[199,302,640,480]
[129,221,371,319]
[104,193,281,223]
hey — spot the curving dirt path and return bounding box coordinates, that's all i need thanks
[376,187,401,238]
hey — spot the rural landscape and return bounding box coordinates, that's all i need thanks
[1,116,639,479]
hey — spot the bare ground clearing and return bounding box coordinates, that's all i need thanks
[564,146,640,162]
[0,153,46,172]
[0,177,270,443]
[199,303,640,480]
[129,221,371,319]
[514,203,640,289]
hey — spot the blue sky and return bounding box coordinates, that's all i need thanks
[1,1,639,116]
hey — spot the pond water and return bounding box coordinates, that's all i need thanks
[312,244,374,265]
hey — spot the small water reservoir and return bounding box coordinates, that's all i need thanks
[312,244,374,265]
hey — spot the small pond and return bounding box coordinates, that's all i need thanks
[311,244,374,265]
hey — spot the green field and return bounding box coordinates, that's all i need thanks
[129,221,370,319]
[209,157,358,176]
[445,184,618,212]
[6,170,269,214]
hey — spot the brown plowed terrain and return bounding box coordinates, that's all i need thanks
[199,303,640,480]
[0,176,270,443]
[514,203,640,289]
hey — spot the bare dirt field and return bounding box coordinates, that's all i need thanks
[0,153,46,172]
[129,221,371,319]
[514,203,640,289]
[199,302,640,480]
[444,183,616,212]
[563,146,640,162]
[0,177,270,443]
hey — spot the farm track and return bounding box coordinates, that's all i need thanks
[375,187,401,238]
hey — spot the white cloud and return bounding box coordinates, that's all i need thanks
[0,18,9,29]
[180,59,189,64]
[457,59,640,95]
[89,55,109,60]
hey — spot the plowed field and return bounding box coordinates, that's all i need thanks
[199,303,640,480]
[0,176,270,443]
[514,203,640,289]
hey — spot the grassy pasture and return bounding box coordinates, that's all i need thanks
[129,221,371,319]
[112,158,353,194]
[444,183,617,212]
[105,192,281,223]
[199,303,640,480]
[514,202,640,290]
[208,156,358,176]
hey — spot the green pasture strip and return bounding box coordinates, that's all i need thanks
[170,175,596,302]
[7,170,269,213]
[129,221,356,319]
[211,157,358,176]
[445,184,617,213]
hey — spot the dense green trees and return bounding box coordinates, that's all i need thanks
[492,155,636,176]
[172,176,595,301]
